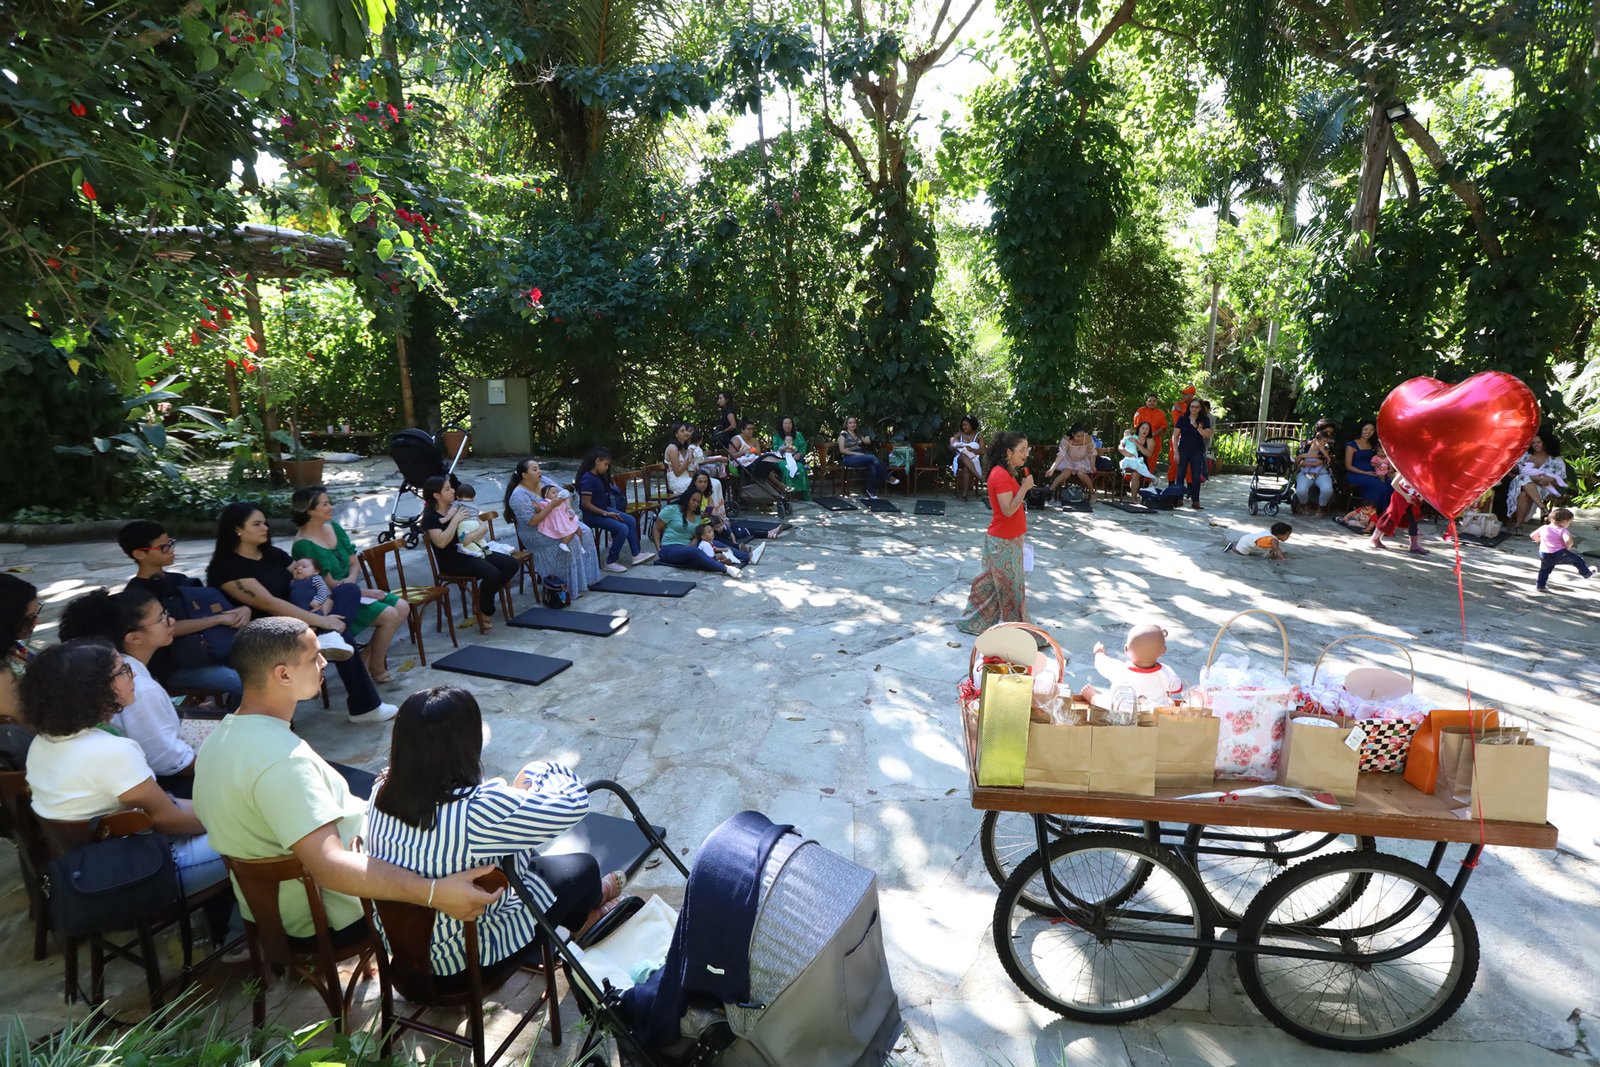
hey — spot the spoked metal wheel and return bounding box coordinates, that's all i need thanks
[1183,827,1376,926]
[1236,852,1479,1051]
[994,831,1213,1023]
[980,811,1151,914]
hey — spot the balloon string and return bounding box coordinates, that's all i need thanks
[1449,517,1487,859]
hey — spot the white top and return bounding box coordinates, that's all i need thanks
[27,727,154,821]
[1095,652,1184,708]
[112,657,194,777]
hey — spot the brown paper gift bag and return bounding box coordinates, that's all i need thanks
[1439,727,1549,824]
[1023,722,1092,792]
[1404,709,1499,794]
[1280,715,1361,804]
[1153,709,1220,790]
[1088,721,1158,797]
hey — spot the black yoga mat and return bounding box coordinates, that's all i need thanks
[737,518,793,535]
[1105,500,1158,515]
[433,645,572,686]
[509,606,628,636]
[914,499,946,516]
[591,576,697,598]
[811,496,858,511]
[859,497,901,514]
[546,812,667,879]
[1454,529,1514,549]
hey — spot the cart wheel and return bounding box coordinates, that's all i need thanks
[994,831,1212,1022]
[1183,828,1375,926]
[980,811,1151,912]
[1236,851,1479,1051]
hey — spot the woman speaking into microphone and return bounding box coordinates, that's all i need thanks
[956,432,1033,634]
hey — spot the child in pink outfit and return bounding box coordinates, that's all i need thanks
[1531,507,1594,591]
[536,485,582,551]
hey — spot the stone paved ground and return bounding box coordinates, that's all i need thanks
[1,457,1596,1066]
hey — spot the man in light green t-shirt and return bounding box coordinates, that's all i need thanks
[193,619,498,938]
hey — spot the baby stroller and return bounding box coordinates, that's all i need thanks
[728,459,794,519]
[1247,437,1298,515]
[383,425,468,547]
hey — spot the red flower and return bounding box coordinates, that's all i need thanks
[192,332,204,345]
[45,257,61,270]
[306,352,316,360]
[396,208,409,221]
[226,358,238,367]
[269,25,284,38]
[368,101,379,109]
[244,335,260,353]
[69,101,87,117]
[80,180,96,201]
[244,34,257,42]
[221,308,233,321]
[404,102,414,110]
[387,104,400,123]
[162,344,174,355]
[200,319,219,330]
[241,358,257,373]
[528,287,543,303]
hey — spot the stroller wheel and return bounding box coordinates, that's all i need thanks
[1267,504,1279,516]
[1248,501,1259,515]
[403,530,421,549]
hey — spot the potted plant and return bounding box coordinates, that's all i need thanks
[440,421,470,460]
[272,420,325,487]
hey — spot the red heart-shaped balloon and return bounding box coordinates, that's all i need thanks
[1377,372,1541,518]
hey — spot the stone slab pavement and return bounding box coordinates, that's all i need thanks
[0,458,1595,1066]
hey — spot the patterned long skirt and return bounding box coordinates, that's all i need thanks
[957,534,1028,634]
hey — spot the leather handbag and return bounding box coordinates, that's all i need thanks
[45,826,181,937]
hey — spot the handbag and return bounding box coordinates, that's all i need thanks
[45,826,181,937]
[542,574,571,609]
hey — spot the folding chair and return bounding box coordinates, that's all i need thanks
[224,853,389,1032]
[367,869,563,1067]
[358,538,457,667]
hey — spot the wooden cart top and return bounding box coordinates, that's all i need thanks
[962,709,1558,850]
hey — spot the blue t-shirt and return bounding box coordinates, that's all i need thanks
[578,471,613,516]
[1347,442,1376,474]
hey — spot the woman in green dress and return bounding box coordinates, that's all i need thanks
[773,415,811,500]
[289,486,408,684]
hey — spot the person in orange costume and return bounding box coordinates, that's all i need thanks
[1166,386,1196,483]
[1132,393,1168,477]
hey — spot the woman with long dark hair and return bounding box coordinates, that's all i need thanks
[576,448,654,572]
[1,574,39,720]
[504,458,599,601]
[1343,420,1392,511]
[365,687,630,980]
[207,502,397,723]
[420,475,520,633]
[651,487,744,577]
[949,414,984,501]
[956,432,1033,634]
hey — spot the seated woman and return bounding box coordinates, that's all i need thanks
[1047,425,1097,508]
[420,475,521,633]
[690,470,782,544]
[22,639,230,904]
[207,502,397,724]
[1118,422,1158,485]
[652,487,746,578]
[57,588,213,798]
[664,422,717,505]
[773,415,811,500]
[1296,424,1337,516]
[837,417,897,498]
[364,687,631,981]
[1,574,39,721]
[576,448,655,573]
[289,486,409,684]
[504,459,599,602]
[729,421,793,501]
[1506,431,1567,531]
[949,415,984,501]
[1343,421,1392,511]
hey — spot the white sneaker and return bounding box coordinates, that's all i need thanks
[748,541,766,565]
[724,567,743,581]
[350,702,398,724]
[603,562,627,573]
[631,550,657,566]
[559,543,571,553]
[317,631,354,661]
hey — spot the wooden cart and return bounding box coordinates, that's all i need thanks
[963,708,1558,1052]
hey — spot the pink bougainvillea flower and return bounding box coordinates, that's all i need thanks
[279,115,293,126]
[81,180,96,201]
[69,101,87,117]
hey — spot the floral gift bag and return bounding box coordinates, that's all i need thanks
[1192,611,1298,782]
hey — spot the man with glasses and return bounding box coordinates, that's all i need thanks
[119,519,247,704]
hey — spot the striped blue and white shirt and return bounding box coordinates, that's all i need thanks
[363,762,590,976]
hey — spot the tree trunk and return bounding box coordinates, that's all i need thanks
[1257,188,1297,438]
[395,334,416,429]
[1204,186,1230,374]
[1350,97,1390,259]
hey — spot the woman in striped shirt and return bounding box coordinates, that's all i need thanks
[364,687,625,979]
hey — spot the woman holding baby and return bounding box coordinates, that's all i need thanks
[505,458,600,602]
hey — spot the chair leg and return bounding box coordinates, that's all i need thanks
[410,616,428,666]
[137,922,164,1009]
[90,934,106,1003]
[33,899,47,961]
[542,934,562,1047]
[440,599,459,648]
[63,935,79,1003]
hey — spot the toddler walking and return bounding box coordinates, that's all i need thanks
[1370,472,1430,555]
[1531,508,1594,591]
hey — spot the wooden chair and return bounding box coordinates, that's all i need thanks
[612,468,656,534]
[822,441,872,496]
[909,443,944,496]
[477,510,540,601]
[39,810,232,1005]
[642,462,677,514]
[358,538,457,667]
[0,770,51,961]
[367,869,562,1067]
[423,537,513,635]
[224,853,389,1032]
[1092,448,1121,499]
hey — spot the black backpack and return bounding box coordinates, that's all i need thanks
[45,824,181,937]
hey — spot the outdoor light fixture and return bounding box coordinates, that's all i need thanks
[1385,103,1411,121]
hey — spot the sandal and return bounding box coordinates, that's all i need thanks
[601,869,627,904]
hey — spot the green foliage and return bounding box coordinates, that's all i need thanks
[1211,430,1257,466]
[1078,211,1192,417]
[980,69,1130,438]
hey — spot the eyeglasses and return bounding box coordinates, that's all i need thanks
[23,609,40,624]
[142,539,177,553]
[139,609,172,629]
[113,662,135,681]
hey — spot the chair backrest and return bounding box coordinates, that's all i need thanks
[421,534,451,585]
[913,443,934,466]
[223,853,341,966]
[368,868,507,1007]
[0,770,50,876]
[358,539,399,593]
